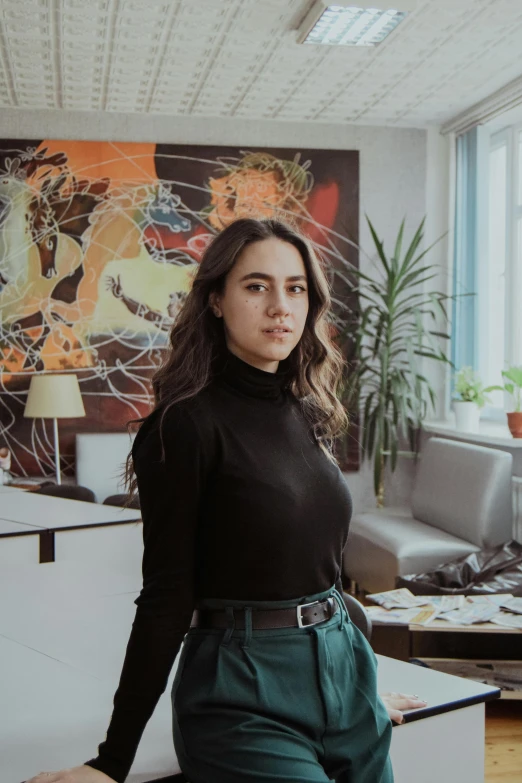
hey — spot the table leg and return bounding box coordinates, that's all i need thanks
[39,531,55,563]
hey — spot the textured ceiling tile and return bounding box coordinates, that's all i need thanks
[0,0,520,125]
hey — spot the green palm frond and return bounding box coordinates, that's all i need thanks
[337,215,455,503]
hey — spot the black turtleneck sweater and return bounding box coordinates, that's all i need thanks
[84,349,353,782]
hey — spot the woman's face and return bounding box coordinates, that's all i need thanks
[209,237,309,372]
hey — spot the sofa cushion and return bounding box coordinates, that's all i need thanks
[344,508,481,593]
[411,437,513,548]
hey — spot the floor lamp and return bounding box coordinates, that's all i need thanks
[24,374,86,485]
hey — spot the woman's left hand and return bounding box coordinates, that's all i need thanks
[379,691,427,724]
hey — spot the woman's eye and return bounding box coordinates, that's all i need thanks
[246,284,307,293]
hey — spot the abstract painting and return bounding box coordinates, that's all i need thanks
[0,140,359,477]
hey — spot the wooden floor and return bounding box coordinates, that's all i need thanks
[485,699,522,782]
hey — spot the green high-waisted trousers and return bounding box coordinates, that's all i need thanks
[171,584,394,782]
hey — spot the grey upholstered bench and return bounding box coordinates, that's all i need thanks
[344,437,513,593]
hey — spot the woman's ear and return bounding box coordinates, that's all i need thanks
[209,292,222,318]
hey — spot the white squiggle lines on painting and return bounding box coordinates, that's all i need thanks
[0,147,355,476]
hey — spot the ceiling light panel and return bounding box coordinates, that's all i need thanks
[297,1,416,46]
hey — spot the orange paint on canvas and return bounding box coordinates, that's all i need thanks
[305,181,340,246]
[32,140,158,188]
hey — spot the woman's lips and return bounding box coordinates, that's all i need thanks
[263,329,292,339]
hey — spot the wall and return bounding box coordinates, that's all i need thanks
[0,107,440,511]
[424,126,453,421]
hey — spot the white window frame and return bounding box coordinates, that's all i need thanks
[480,122,522,421]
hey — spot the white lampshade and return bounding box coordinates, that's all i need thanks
[24,374,86,419]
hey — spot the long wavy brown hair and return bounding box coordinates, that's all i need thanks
[123,217,348,504]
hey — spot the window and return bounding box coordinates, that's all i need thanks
[474,123,522,418]
[482,132,507,410]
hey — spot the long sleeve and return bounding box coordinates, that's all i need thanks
[84,402,213,783]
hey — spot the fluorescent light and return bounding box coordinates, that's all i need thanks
[297,2,412,47]
[354,9,399,45]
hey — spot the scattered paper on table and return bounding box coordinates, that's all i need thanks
[367,590,522,629]
[441,603,501,625]
[366,588,432,610]
[490,612,522,629]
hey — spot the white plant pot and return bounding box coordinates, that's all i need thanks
[454,401,481,433]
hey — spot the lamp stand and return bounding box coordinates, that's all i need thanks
[53,417,61,485]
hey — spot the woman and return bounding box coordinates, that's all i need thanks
[28,218,426,783]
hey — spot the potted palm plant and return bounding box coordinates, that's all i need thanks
[341,216,456,507]
[453,366,497,433]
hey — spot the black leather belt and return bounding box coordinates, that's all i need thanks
[190,596,339,630]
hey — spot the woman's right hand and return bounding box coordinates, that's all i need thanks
[25,765,116,783]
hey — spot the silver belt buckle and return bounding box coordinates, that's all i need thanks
[296,599,322,628]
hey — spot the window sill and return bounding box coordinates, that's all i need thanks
[422,416,522,448]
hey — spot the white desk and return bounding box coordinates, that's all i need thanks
[1,634,177,783]
[2,560,178,783]
[0,517,45,564]
[0,518,44,535]
[377,655,498,783]
[1,561,499,783]
[0,558,142,599]
[0,492,141,562]
[0,491,140,528]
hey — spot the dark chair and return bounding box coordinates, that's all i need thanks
[33,483,96,503]
[103,493,141,509]
[342,591,372,641]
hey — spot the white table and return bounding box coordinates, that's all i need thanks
[0,484,26,493]
[0,517,46,564]
[2,560,175,783]
[1,634,176,783]
[1,561,499,783]
[0,518,44,535]
[0,491,140,527]
[0,492,141,562]
[377,655,498,783]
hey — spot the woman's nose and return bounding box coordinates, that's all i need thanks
[268,291,291,315]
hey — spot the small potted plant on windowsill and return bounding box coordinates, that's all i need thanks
[453,367,497,433]
[494,366,522,438]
